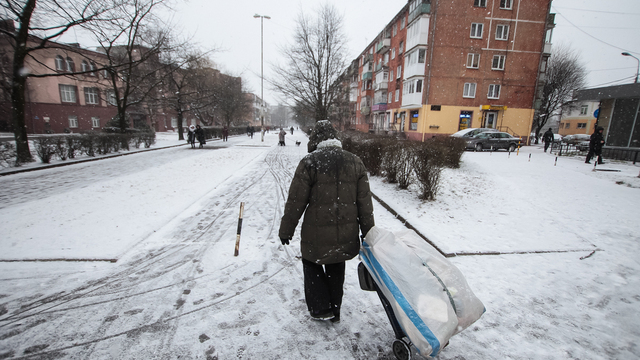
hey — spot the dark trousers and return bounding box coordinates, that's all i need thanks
[586,148,603,163]
[302,258,345,316]
[544,141,551,152]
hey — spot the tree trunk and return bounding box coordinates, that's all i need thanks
[11,0,37,164]
[177,109,184,141]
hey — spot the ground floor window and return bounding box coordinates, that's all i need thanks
[459,111,473,130]
[68,115,78,128]
[92,117,100,128]
[577,123,587,129]
[171,117,177,128]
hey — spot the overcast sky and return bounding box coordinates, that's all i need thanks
[64,0,640,105]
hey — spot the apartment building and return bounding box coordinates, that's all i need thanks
[353,0,554,143]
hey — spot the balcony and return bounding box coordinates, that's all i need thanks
[374,81,388,91]
[372,104,387,112]
[362,71,373,80]
[543,42,552,55]
[361,106,371,116]
[375,62,389,72]
[376,38,391,53]
[408,2,431,25]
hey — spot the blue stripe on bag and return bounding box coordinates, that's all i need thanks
[360,241,441,357]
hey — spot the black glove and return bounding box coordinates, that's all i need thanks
[280,237,290,245]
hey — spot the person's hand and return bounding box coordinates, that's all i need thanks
[280,237,290,245]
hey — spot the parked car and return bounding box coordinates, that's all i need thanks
[465,131,522,152]
[451,128,498,138]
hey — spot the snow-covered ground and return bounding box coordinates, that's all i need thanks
[0,131,639,359]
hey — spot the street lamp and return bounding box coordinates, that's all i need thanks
[254,13,271,141]
[621,52,639,83]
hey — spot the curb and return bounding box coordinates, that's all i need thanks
[0,143,189,176]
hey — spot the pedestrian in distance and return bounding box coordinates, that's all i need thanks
[585,126,605,164]
[222,126,229,142]
[195,125,206,148]
[290,126,294,135]
[278,128,287,146]
[543,128,554,152]
[279,120,375,323]
[250,126,254,139]
[187,125,196,149]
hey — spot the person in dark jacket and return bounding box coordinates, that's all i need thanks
[278,128,286,146]
[187,125,196,149]
[279,120,375,322]
[543,128,554,152]
[222,126,229,142]
[585,126,605,164]
[195,125,206,148]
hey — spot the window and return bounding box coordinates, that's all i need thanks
[399,41,404,54]
[559,123,564,129]
[384,53,389,64]
[107,90,117,106]
[467,53,480,68]
[492,55,506,70]
[55,55,65,71]
[401,17,405,30]
[418,49,426,63]
[392,48,396,59]
[395,89,399,102]
[500,0,512,9]
[60,85,76,103]
[474,0,487,7]
[416,79,423,93]
[463,83,476,98]
[397,65,402,79]
[84,87,99,105]
[92,117,100,128]
[82,60,90,72]
[393,24,397,37]
[496,25,509,40]
[410,111,418,130]
[388,92,392,103]
[565,123,570,129]
[171,117,177,127]
[577,123,587,129]
[488,84,501,99]
[65,57,75,72]
[68,116,78,128]
[390,70,394,79]
[580,105,588,115]
[470,23,484,38]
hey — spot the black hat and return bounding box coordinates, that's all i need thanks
[307,120,338,152]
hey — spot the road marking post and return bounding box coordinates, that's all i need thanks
[555,157,558,166]
[528,153,531,162]
[234,202,245,257]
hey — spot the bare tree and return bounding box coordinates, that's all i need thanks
[86,0,173,134]
[532,46,587,142]
[0,0,114,163]
[213,73,252,128]
[161,50,217,139]
[270,4,348,123]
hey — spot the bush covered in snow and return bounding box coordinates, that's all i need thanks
[341,132,466,201]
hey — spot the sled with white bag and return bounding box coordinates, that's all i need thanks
[358,226,485,359]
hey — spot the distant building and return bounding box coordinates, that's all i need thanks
[351,0,554,143]
[574,83,640,148]
[558,100,598,136]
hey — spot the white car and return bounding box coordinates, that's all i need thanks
[451,128,498,138]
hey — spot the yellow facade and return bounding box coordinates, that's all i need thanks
[389,105,535,142]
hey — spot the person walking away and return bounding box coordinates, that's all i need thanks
[195,125,206,148]
[278,128,287,146]
[290,126,294,135]
[250,126,254,139]
[279,120,375,322]
[543,128,554,152]
[187,125,196,149]
[222,126,229,142]
[585,126,605,164]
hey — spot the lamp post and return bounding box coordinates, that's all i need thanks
[254,14,270,141]
[622,52,639,83]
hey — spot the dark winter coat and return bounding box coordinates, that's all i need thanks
[195,128,205,144]
[279,139,375,265]
[543,129,554,144]
[187,130,196,144]
[590,129,604,152]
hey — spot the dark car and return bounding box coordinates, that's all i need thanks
[451,128,498,138]
[465,131,521,152]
